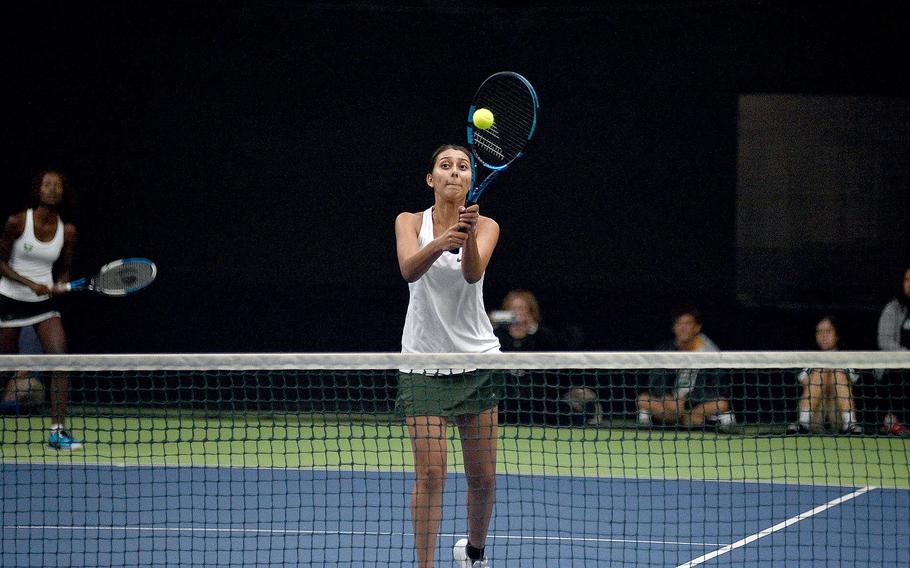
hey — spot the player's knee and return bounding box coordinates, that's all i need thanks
[414,465,447,492]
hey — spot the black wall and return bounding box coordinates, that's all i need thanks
[3,1,908,353]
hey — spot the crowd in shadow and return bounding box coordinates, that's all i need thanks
[492,264,910,436]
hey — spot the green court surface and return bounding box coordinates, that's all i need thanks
[3,410,909,489]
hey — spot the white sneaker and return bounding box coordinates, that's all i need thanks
[453,538,489,568]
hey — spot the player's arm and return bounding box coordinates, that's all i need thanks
[0,214,49,295]
[460,207,499,284]
[52,224,78,294]
[396,212,466,282]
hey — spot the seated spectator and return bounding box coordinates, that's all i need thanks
[562,387,604,426]
[0,326,46,415]
[788,315,862,434]
[492,289,561,351]
[636,307,736,431]
[0,371,46,415]
[491,289,585,425]
[874,263,910,436]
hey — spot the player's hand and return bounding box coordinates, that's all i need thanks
[29,283,51,296]
[51,283,70,295]
[458,204,480,234]
[441,224,469,251]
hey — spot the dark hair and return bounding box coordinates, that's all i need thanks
[26,170,77,222]
[671,306,701,325]
[428,144,470,174]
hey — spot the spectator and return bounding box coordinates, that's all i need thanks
[788,315,862,434]
[0,326,45,415]
[492,290,589,425]
[492,289,561,352]
[875,263,910,436]
[636,307,736,431]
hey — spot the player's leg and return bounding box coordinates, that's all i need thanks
[689,399,732,427]
[0,326,21,354]
[832,369,860,433]
[797,369,825,431]
[407,415,449,568]
[454,407,497,566]
[34,317,81,450]
[35,317,67,424]
[637,392,683,425]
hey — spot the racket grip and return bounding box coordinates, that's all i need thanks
[446,201,479,254]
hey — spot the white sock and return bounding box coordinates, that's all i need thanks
[841,411,857,430]
[637,410,652,425]
[798,410,811,427]
[717,412,736,427]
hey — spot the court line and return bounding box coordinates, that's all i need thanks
[1,525,723,547]
[675,485,875,567]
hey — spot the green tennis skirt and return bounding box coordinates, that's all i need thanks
[396,370,501,418]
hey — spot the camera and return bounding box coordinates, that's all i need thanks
[490,310,516,327]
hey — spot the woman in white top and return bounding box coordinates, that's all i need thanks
[0,170,80,450]
[395,145,500,568]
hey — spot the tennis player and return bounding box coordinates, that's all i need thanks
[395,145,501,568]
[0,170,81,450]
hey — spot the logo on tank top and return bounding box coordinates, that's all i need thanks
[23,243,33,252]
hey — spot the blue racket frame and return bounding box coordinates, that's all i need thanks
[465,71,539,204]
[67,257,157,296]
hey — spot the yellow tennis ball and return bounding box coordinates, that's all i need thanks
[473,108,494,130]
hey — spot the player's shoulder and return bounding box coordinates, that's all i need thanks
[396,210,424,227]
[2,211,26,236]
[478,215,499,230]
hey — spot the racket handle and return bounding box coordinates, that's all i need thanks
[446,201,478,254]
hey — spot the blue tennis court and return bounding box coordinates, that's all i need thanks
[3,463,908,567]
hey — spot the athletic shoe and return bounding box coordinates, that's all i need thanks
[786,423,811,435]
[453,538,489,568]
[841,423,864,435]
[48,430,83,450]
[881,421,910,437]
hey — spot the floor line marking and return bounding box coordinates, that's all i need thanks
[676,485,875,567]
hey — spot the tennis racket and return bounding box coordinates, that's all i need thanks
[63,258,157,296]
[449,71,539,253]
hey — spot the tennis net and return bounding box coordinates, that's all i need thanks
[2,351,909,567]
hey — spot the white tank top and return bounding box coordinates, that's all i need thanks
[401,207,500,365]
[0,209,64,302]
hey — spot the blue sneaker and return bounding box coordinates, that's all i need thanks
[48,429,83,450]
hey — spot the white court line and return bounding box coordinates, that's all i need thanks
[1,525,723,547]
[676,485,875,568]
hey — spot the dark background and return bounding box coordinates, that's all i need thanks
[3,1,908,354]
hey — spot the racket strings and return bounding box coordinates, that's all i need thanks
[473,77,536,167]
[97,263,156,293]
